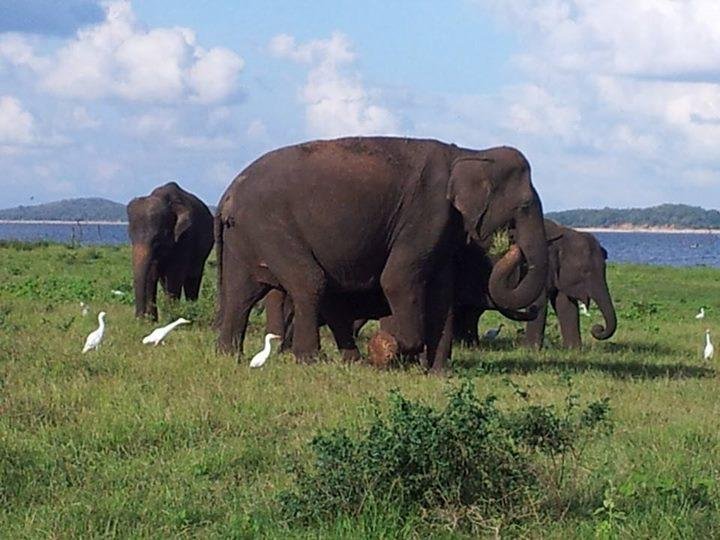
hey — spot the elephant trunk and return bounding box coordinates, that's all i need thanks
[590,281,617,340]
[488,195,548,310]
[132,244,156,319]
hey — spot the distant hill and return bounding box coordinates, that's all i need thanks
[546,204,720,230]
[0,198,127,222]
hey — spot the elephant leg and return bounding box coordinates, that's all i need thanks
[164,266,184,301]
[183,274,202,301]
[288,284,325,361]
[524,290,548,350]
[322,299,361,362]
[217,270,269,356]
[554,292,581,349]
[145,269,160,321]
[453,305,482,347]
[424,262,455,374]
[264,289,287,336]
[380,256,426,355]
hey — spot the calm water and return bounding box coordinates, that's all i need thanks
[0,222,128,246]
[0,223,718,268]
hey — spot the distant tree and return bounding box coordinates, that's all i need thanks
[546,204,720,229]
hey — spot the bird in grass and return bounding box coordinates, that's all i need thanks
[250,333,281,368]
[579,301,590,317]
[79,302,89,316]
[82,311,106,353]
[111,289,126,297]
[695,307,705,320]
[142,318,191,346]
[704,329,714,361]
[482,324,504,341]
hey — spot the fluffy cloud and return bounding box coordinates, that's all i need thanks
[2,1,244,104]
[0,95,35,145]
[269,32,398,137]
[482,0,720,207]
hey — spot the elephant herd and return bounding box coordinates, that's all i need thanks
[127,136,616,372]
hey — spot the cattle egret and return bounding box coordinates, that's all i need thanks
[704,329,714,360]
[82,311,106,353]
[142,318,191,346]
[250,333,281,368]
[80,302,89,316]
[696,308,705,320]
[483,324,504,341]
[579,302,590,317]
[111,289,125,297]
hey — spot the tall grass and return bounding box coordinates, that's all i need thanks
[0,243,719,537]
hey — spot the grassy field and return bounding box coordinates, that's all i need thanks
[1,241,719,538]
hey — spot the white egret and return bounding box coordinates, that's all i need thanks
[579,302,590,317]
[696,308,705,320]
[80,302,89,316]
[704,329,714,361]
[482,324,504,341]
[142,318,191,346]
[250,333,281,368]
[82,311,106,353]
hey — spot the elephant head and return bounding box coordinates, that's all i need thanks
[127,183,193,319]
[546,220,616,340]
[447,147,548,311]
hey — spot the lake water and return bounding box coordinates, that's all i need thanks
[0,222,718,268]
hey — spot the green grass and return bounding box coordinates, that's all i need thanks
[0,242,719,537]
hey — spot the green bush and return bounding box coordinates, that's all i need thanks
[279,380,612,530]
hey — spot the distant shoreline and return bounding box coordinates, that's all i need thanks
[0,220,719,234]
[0,220,128,225]
[577,227,720,234]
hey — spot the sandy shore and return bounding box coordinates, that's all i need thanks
[0,220,128,225]
[577,227,720,234]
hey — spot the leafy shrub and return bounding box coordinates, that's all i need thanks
[279,380,611,530]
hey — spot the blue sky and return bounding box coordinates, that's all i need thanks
[1,0,720,211]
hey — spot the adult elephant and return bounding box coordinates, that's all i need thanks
[454,220,616,349]
[127,182,214,320]
[215,137,548,369]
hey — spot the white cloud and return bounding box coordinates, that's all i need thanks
[269,32,398,137]
[246,119,267,139]
[476,0,720,208]
[70,106,100,129]
[0,95,35,145]
[3,1,243,104]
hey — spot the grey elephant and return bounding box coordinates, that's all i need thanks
[127,182,214,320]
[215,137,548,372]
[454,219,616,349]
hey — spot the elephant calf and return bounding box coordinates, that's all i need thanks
[455,219,617,349]
[127,182,214,320]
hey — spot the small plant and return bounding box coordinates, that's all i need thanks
[279,380,612,532]
[488,228,512,259]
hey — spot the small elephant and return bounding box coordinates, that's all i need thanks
[127,182,214,320]
[454,219,616,349]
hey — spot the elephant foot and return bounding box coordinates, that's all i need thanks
[368,330,398,370]
[341,348,361,363]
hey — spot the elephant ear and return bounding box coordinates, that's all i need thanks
[446,157,493,242]
[173,208,193,242]
[544,220,565,243]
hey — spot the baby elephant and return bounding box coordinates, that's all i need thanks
[524,220,616,349]
[454,219,616,349]
[127,182,214,320]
